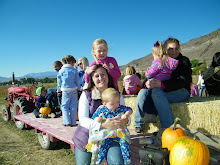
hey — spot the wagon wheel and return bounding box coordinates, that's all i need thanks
[38,133,57,150]
[13,97,31,129]
[2,106,11,121]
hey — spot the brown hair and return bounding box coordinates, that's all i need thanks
[53,61,62,67]
[61,55,76,64]
[86,64,115,91]
[164,38,180,50]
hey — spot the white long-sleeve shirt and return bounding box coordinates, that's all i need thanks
[197,75,205,87]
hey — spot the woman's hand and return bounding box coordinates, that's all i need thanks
[101,117,128,130]
[145,79,161,89]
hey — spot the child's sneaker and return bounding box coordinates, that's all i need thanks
[135,127,142,133]
[39,114,48,118]
[48,113,56,118]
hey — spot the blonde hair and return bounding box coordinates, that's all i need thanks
[92,38,108,50]
[101,88,120,103]
[61,55,76,64]
[78,57,89,71]
[126,66,136,76]
[91,39,108,63]
[152,41,167,66]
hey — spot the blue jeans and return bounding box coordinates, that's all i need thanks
[134,88,190,128]
[199,86,208,97]
[61,90,78,125]
[75,141,124,165]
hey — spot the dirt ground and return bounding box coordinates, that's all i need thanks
[0,116,75,165]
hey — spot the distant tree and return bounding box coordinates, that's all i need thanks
[43,77,51,83]
[20,78,27,84]
[191,59,199,68]
[27,78,36,84]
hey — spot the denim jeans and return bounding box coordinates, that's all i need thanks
[199,86,208,97]
[61,90,78,125]
[75,141,124,165]
[134,88,190,128]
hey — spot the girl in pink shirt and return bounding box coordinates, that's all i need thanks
[145,41,179,81]
[123,66,142,95]
[84,39,121,91]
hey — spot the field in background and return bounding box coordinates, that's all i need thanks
[0,83,75,165]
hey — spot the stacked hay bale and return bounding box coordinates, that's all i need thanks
[124,95,220,136]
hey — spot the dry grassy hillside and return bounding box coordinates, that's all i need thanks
[120,28,220,74]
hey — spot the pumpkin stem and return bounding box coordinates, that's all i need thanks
[171,118,180,130]
[193,134,197,140]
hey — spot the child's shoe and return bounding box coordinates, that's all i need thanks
[39,114,48,118]
[48,113,56,118]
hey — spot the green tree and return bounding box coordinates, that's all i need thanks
[20,78,27,84]
[191,59,199,68]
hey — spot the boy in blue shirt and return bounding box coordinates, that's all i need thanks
[57,55,81,126]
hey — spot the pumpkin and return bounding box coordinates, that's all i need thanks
[169,136,210,165]
[162,118,187,152]
[39,107,51,115]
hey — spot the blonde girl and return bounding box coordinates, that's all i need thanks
[123,66,142,95]
[145,41,179,81]
[84,38,121,91]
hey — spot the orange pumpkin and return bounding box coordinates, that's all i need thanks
[39,107,51,115]
[170,136,210,165]
[162,118,187,152]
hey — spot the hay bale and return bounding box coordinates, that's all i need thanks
[124,95,220,136]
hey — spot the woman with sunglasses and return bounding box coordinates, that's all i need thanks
[134,38,192,144]
[77,57,89,89]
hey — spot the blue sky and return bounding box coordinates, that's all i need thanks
[0,0,220,78]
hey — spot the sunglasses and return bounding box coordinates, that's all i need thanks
[78,63,82,66]
[54,66,59,71]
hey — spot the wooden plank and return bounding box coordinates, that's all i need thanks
[13,113,148,164]
[13,113,77,145]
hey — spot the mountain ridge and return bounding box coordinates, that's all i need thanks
[119,28,220,74]
[1,28,220,82]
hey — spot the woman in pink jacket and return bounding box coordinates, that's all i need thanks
[123,66,142,95]
[84,38,121,91]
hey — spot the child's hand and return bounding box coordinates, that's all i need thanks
[120,114,127,120]
[86,65,97,75]
[103,63,110,72]
[94,117,103,123]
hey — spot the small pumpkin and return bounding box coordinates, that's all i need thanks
[39,107,51,115]
[162,118,187,152]
[169,136,210,165]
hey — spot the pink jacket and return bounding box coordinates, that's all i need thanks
[145,57,179,81]
[84,57,121,90]
[191,83,199,96]
[123,74,142,94]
